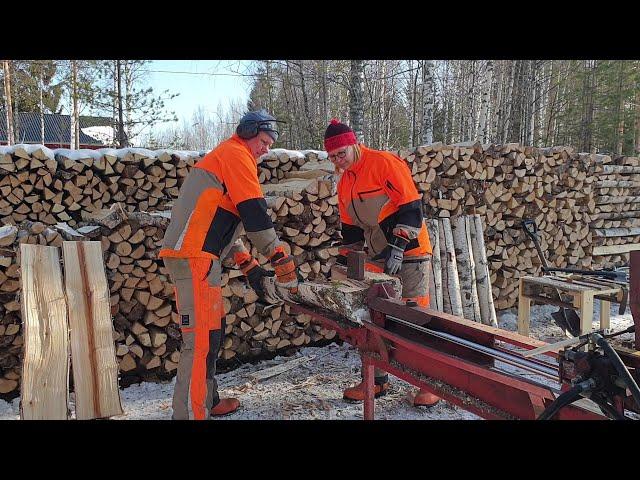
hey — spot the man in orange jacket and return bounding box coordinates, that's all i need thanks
[160,110,299,420]
[324,119,440,408]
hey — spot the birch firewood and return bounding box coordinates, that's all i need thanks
[426,219,442,311]
[438,218,463,317]
[468,214,497,326]
[451,215,481,322]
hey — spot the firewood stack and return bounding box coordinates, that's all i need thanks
[580,153,640,269]
[0,145,203,228]
[0,222,69,396]
[402,142,638,310]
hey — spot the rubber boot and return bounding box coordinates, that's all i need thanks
[413,389,440,407]
[210,398,240,416]
[343,375,389,402]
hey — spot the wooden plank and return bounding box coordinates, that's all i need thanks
[63,241,123,420]
[517,277,531,336]
[593,243,640,256]
[522,276,596,292]
[20,244,69,420]
[593,227,640,238]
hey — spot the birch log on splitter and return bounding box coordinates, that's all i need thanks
[279,272,402,325]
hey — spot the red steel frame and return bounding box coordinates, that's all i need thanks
[288,283,608,420]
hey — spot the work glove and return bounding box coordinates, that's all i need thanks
[270,251,301,293]
[378,234,410,275]
[238,257,275,301]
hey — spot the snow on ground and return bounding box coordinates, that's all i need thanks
[0,303,634,420]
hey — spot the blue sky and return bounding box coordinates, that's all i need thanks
[145,60,253,126]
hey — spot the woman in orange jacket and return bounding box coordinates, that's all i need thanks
[324,119,440,407]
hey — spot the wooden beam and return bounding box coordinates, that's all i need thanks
[592,243,640,256]
[20,244,69,420]
[63,241,123,420]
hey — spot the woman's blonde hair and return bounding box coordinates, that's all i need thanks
[352,143,361,163]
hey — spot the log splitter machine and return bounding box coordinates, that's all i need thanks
[286,251,640,420]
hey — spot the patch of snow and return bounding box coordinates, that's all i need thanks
[54,148,105,161]
[81,126,115,145]
[300,150,328,159]
[0,144,55,159]
[266,148,305,159]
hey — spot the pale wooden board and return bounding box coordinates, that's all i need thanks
[20,244,70,420]
[593,243,640,256]
[522,275,600,293]
[63,241,123,420]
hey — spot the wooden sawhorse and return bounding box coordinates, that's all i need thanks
[518,274,625,337]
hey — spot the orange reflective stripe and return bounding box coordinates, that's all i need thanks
[365,261,384,273]
[268,244,286,260]
[233,250,253,267]
[402,295,429,308]
[187,257,223,420]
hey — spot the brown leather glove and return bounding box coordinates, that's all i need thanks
[270,251,299,293]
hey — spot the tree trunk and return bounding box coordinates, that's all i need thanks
[502,61,517,143]
[544,60,559,146]
[421,60,435,145]
[116,60,127,148]
[2,60,15,145]
[635,72,640,155]
[617,61,626,155]
[349,60,365,143]
[71,60,79,150]
[39,63,45,144]
[477,60,493,143]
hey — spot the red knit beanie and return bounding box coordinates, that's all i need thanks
[324,118,357,152]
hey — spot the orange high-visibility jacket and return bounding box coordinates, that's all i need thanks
[159,134,280,261]
[337,144,431,259]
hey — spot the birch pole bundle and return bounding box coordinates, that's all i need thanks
[426,219,443,311]
[438,218,463,316]
[451,215,481,323]
[468,214,497,327]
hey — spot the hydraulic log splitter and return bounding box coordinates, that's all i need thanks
[286,251,640,420]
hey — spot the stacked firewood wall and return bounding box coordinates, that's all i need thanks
[400,143,637,311]
[2,142,638,397]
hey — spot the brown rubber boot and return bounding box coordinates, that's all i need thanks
[343,377,389,402]
[413,389,440,407]
[210,398,240,416]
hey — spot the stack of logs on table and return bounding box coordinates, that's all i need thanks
[0,172,341,397]
[401,143,639,310]
[258,148,326,184]
[0,145,203,228]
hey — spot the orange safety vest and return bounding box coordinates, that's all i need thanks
[337,144,432,259]
[160,134,278,261]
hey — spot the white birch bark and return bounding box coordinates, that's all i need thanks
[452,215,481,322]
[439,218,463,317]
[426,219,442,311]
[469,214,497,326]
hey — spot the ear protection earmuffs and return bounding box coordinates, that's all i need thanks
[236,120,262,139]
[236,119,285,140]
